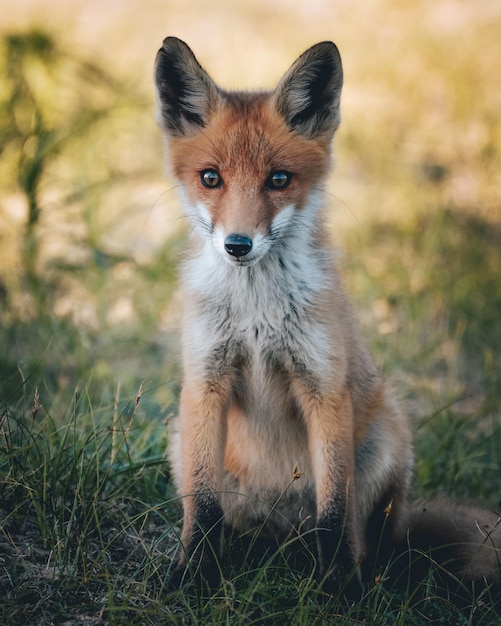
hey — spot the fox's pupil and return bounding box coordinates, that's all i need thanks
[201,169,221,188]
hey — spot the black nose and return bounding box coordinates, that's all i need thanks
[224,234,253,257]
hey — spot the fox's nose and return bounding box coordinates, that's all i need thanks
[224,234,253,258]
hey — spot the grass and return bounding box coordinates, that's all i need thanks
[1,378,178,625]
[1,5,501,624]
[1,386,500,624]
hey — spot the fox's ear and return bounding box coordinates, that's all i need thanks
[154,37,220,136]
[273,41,343,139]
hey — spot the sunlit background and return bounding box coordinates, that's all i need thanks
[1,0,500,420]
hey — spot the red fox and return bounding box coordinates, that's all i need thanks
[154,37,500,601]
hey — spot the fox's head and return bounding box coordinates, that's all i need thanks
[154,38,343,266]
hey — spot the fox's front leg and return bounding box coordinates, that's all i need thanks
[295,381,362,596]
[170,375,230,591]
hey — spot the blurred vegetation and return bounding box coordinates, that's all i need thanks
[343,209,501,502]
[0,28,182,415]
[0,16,500,625]
[1,30,118,298]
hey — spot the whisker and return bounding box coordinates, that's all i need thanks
[132,183,183,248]
[312,185,364,233]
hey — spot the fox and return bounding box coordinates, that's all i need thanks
[154,37,501,602]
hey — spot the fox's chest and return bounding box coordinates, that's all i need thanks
[202,276,324,370]
[183,246,337,389]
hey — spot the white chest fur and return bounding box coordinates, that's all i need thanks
[182,232,336,387]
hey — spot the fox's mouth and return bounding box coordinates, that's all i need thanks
[226,254,261,268]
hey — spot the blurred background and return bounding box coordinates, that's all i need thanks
[1,0,500,480]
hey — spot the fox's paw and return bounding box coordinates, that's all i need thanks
[320,564,364,604]
[166,555,222,597]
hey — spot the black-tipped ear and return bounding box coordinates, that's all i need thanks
[273,41,343,139]
[154,37,220,136]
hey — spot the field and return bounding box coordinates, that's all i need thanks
[1,0,500,623]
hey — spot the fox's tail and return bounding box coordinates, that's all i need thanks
[388,499,501,607]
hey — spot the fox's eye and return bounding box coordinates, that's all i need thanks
[201,169,222,188]
[266,171,292,190]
